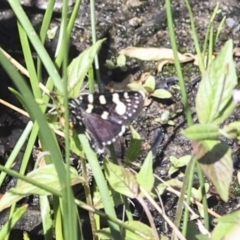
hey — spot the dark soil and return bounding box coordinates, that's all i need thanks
[1,0,240,239]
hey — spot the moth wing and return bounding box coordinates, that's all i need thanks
[80,91,145,124]
[82,112,125,153]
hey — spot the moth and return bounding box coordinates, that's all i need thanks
[69,91,145,153]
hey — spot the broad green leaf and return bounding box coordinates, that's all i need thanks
[168,155,191,176]
[69,132,84,158]
[0,164,83,211]
[98,221,155,240]
[183,124,219,140]
[170,155,192,168]
[211,98,237,125]
[151,89,172,99]
[92,185,123,209]
[137,151,154,192]
[126,126,142,162]
[193,140,232,201]
[160,110,170,124]
[222,121,240,139]
[191,183,210,202]
[143,75,155,93]
[104,160,139,198]
[68,39,105,97]
[168,165,179,176]
[196,40,237,124]
[212,210,240,240]
[95,230,112,239]
[105,59,115,69]
[195,235,211,240]
[124,221,156,239]
[116,54,126,67]
[155,179,183,195]
[127,82,147,92]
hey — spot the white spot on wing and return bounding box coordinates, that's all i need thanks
[86,104,94,113]
[124,92,129,98]
[75,98,81,105]
[101,111,109,119]
[112,93,126,115]
[99,95,107,104]
[88,94,94,103]
[118,126,126,136]
[97,149,104,154]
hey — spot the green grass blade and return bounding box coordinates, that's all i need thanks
[8,0,63,93]
[78,133,121,239]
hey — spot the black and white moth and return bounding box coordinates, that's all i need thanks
[69,91,145,153]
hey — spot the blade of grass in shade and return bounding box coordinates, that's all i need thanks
[61,1,79,240]
[214,17,226,46]
[0,205,27,239]
[88,66,95,93]
[122,196,133,221]
[202,4,220,66]
[55,1,81,60]
[208,4,221,59]
[0,121,33,186]
[0,51,67,190]
[9,11,78,240]
[67,0,82,35]
[181,159,197,236]
[5,122,43,240]
[8,0,63,93]
[165,0,193,127]
[39,0,81,98]
[37,0,56,78]
[41,0,82,103]
[39,0,55,43]
[54,0,82,67]
[54,198,64,240]
[78,133,121,239]
[197,163,209,229]
[170,157,195,238]
[207,24,214,66]
[40,196,53,240]
[17,23,42,98]
[90,0,102,92]
[2,121,33,240]
[80,155,98,236]
[183,0,205,73]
